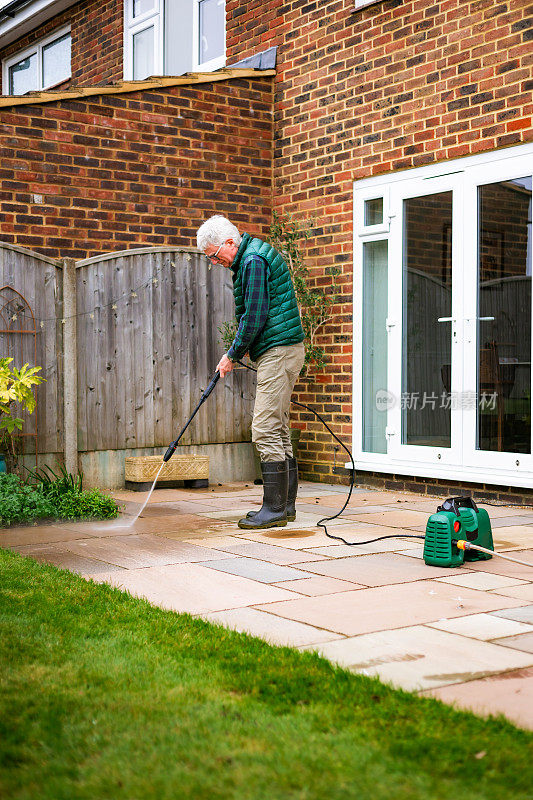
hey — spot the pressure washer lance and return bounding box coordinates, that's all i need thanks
[132,371,221,522]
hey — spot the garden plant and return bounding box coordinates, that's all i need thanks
[0,468,119,527]
[0,357,44,474]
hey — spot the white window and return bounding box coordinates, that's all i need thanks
[3,27,71,95]
[124,0,225,80]
[124,0,163,80]
[193,0,225,71]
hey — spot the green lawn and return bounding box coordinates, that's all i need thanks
[0,548,531,800]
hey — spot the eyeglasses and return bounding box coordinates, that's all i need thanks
[206,243,224,263]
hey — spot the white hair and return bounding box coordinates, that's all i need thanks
[196,215,242,251]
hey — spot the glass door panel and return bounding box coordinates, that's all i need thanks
[477,177,532,454]
[402,192,453,447]
[362,240,388,453]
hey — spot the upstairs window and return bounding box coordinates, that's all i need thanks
[3,27,71,95]
[194,0,225,70]
[125,0,163,80]
[124,0,225,80]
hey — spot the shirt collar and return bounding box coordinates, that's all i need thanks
[231,232,250,274]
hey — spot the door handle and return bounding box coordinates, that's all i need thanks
[437,317,455,323]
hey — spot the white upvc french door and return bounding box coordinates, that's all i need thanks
[462,154,533,480]
[353,143,533,488]
[386,174,465,467]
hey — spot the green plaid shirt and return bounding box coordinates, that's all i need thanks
[227,255,269,362]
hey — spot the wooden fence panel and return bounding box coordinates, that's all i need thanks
[76,248,255,452]
[0,244,63,456]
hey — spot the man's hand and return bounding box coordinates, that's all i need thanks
[216,353,234,378]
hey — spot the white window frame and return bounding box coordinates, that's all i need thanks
[355,187,391,237]
[193,0,226,71]
[124,0,163,81]
[2,25,71,95]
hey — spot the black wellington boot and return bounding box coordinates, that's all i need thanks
[286,457,298,521]
[246,457,298,522]
[238,461,288,529]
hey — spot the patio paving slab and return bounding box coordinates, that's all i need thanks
[274,576,360,596]
[87,563,300,615]
[195,557,317,584]
[301,625,533,692]
[492,605,533,625]
[422,668,533,731]
[320,504,405,515]
[292,552,467,586]
[56,513,229,537]
[396,546,425,559]
[9,543,126,576]
[61,535,230,569]
[211,541,329,565]
[492,527,533,550]
[202,607,344,647]
[491,584,533,602]
[484,515,533,527]
[0,525,98,547]
[309,524,424,540]
[292,502,360,515]
[427,612,532,640]
[183,535,249,549]
[154,525,236,542]
[312,491,422,506]
[255,580,526,637]
[493,632,533,654]
[434,572,528,591]
[344,510,432,528]
[139,500,225,514]
[305,539,423,558]
[235,529,338,549]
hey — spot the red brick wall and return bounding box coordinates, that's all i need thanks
[227,0,533,482]
[0,77,273,258]
[0,0,123,94]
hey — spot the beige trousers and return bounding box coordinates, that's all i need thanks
[252,342,305,462]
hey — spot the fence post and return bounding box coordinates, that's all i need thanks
[62,258,78,475]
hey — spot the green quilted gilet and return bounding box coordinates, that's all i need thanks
[231,233,304,362]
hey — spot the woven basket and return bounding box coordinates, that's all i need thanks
[125,454,209,483]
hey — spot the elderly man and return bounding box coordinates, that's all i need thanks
[196,214,305,529]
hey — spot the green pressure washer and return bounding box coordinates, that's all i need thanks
[423,496,494,567]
